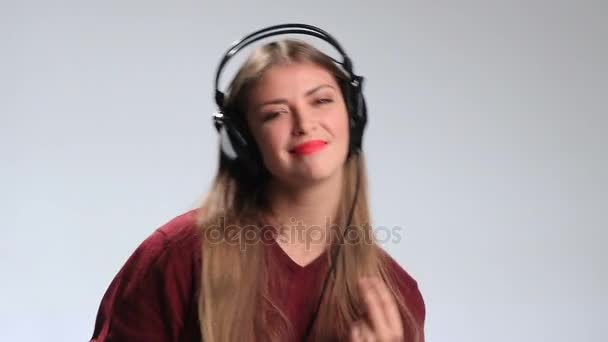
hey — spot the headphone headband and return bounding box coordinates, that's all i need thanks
[213,23,357,109]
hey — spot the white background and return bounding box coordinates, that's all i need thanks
[2,0,606,341]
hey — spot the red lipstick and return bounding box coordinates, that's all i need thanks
[290,140,327,155]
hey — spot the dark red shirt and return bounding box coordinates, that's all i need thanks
[90,209,425,341]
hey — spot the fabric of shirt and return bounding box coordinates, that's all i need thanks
[90,209,425,341]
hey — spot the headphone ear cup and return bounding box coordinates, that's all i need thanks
[218,123,238,160]
[344,76,367,154]
[215,111,242,160]
[217,113,265,176]
[222,116,250,160]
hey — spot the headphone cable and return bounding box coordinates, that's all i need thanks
[301,157,361,341]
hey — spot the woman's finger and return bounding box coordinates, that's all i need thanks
[359,277,391,335]
[372,278,403,340]
[350,320,376,342]
[351,321,363,342]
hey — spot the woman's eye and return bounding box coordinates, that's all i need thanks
[262,111,281,122]
[316,98,334,105]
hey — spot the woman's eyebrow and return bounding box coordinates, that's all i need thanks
[305,84,335,96]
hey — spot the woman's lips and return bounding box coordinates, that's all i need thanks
[290,140,327,155]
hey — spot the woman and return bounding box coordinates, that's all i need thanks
[90,24,425,342]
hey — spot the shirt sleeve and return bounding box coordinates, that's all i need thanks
[90,225,198,342]
[381,250,427,341]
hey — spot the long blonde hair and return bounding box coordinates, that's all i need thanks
[196,39,422,341]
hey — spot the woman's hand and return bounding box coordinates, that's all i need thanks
[350,277,404,342]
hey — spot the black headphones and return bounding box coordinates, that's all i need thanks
[212,23,368,173]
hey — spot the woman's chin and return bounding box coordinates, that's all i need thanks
[267,154,345,188]
[289,165,341,186]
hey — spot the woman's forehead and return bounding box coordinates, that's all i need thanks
[249,63,338,98]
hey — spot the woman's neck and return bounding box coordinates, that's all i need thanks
[266,172,343,252]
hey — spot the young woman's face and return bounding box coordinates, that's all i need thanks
[246,62,350,187]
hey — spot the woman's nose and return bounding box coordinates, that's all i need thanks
[291,105,316,135]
